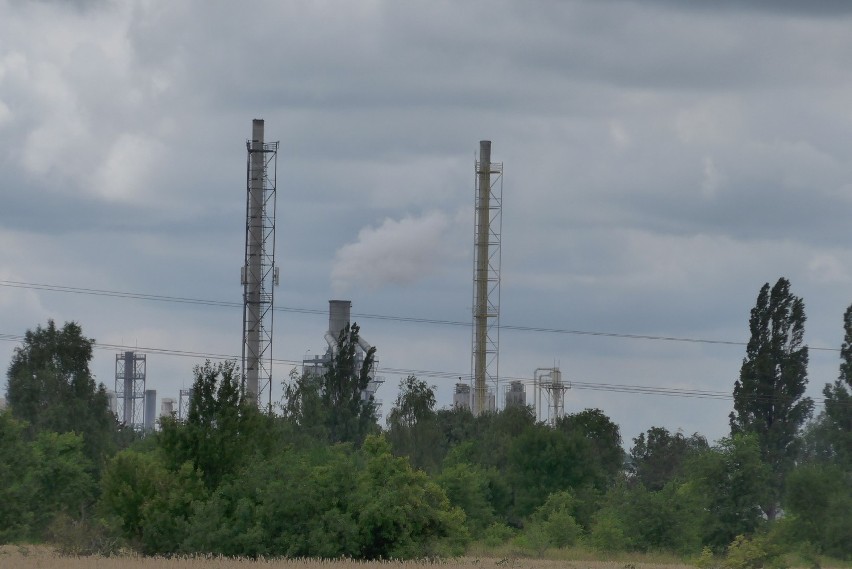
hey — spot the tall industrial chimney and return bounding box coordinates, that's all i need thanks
[471,140,503,415]
[241,119,279,411]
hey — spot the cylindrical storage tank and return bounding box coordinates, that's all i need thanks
[453,383,471,410]
[328,300,352,339]
[144,390,157,431]
[505,381,526,407]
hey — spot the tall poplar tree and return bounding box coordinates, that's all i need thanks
[730,277,813,519]
[818,304,852,469]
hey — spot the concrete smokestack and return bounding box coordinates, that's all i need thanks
[473,140,491,416]
[244,119,264,402]
[328,300,352,340]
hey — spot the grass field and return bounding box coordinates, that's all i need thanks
[0,546,698,569]
[3,545,848,569]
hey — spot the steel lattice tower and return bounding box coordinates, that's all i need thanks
[471,140,503,415]
[114,351,146,429]
[241,119,279,412]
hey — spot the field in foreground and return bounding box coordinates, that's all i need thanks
[0,546,698,569]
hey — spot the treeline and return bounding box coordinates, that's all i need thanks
[1,278,851,561]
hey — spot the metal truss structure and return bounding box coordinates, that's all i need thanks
[471,141,503,415]
[241,119,279,413]
[114,351,146,430]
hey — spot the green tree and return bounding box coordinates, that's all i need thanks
[557,408,624,487]
[0,410,95,542]
[629,426,708,490]
[28,431,96,532]
[508,423,603,518]
[730,278,813,519]
[158,360,266,490]
[386,376,442,472]
[0,410,37,542]
[813,304,852,469]
[99,449,205,554]
[283,323,378,445]
[436,444,496,537]
[683,434,772,550]
[6,320,121,468]
[352,435,468,558]
[527,490,582,549]
[784,463,852,559]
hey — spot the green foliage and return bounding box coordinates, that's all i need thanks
[436,456,496,537]
[0,410,95,543]
[723,534,787,569]
[387,375,443,472]
[158,360,266,490]
[783,463,852,559]
[483,522,516,547]
[0,410,37,542]
[5,320,123,469]
[684,435,772,551]
[283,323,379,446]
[178,436,469,559]
[629,426,708,490]
[804,304,852,471]
[591,480,702,554]
[353,435,469,558]
[589,509,631,552]
[515,521,550,558]
[528,491,581,549]
[731,278,813,519]
[696,546,721,569]
[98,449,205,554]
[557,408,625,487]
[29,431,96,530]
[508,422,607,518]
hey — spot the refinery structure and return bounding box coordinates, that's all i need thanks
[111,351,157,432]
[241,119,280,413]
[302,300,383,409]
[128,124,576,428]
[470,140,503,415]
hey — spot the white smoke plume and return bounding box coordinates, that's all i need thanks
[331,211,455,293]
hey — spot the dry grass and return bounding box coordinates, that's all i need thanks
[0,546,697,569]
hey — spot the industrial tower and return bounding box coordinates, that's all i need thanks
[114,351,153,430]
[241,119,279,412]
[534,367,570,426]
[471,140,503,415]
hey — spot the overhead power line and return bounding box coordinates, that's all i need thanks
[0,279,842,352]
[0,332,843,408]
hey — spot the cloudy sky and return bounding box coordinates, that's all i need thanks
[2,0,852,445]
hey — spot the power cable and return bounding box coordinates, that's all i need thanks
[0,279,842,352]
[0,332,844,408]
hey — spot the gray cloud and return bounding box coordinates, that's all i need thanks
[1,0,849,442]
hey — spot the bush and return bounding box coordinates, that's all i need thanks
[45,514,122,556]
[483,522,516,547]
[724,534,787,569]
[589,510,630,552]
[696,546,721,569]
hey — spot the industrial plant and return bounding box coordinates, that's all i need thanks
[302,300,383,409]
[117,123,572,429]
